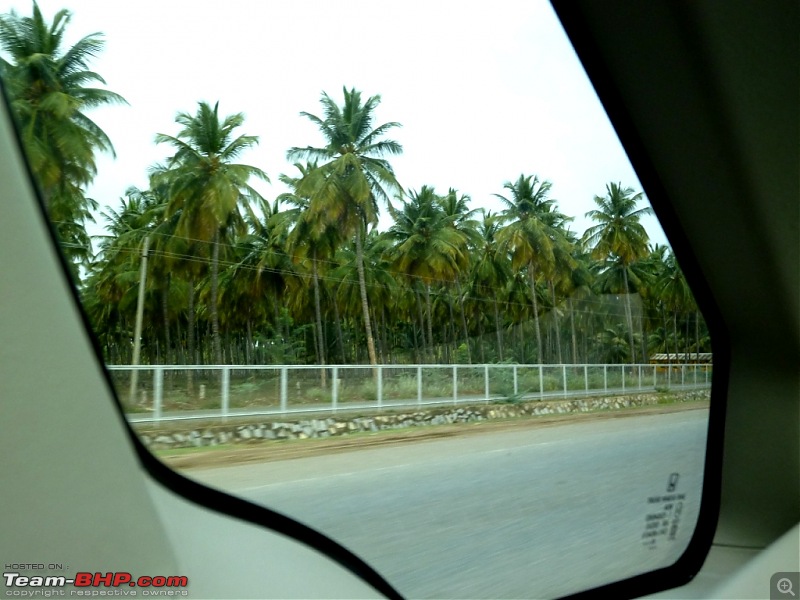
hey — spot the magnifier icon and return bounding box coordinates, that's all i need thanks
[777,578,796,597]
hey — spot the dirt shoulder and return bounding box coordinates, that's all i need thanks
[159,400,709,471]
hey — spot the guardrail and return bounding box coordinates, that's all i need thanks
[106,363,713,424]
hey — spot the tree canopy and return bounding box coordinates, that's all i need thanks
[0,5,709,375]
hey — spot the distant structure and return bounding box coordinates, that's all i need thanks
[650,353,713,370]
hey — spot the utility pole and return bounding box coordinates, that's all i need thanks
[129,235,150,403]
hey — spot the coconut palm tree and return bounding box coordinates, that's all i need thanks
[440,188,480,363]
[471,210,512,361]
[280,162,343,378]
[155,101,269,365]
[655,248,696,360]
[562,240,594,364]
[0,3,126,274]
[330,230,396,364]
[385,186,471,362]
[288,87,402,366]
[583,182,652,363]
[496,174,567,363]
[86,192,157,364]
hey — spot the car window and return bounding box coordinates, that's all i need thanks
[1,1,713,597]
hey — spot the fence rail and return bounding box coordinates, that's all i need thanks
[105,363,712,423]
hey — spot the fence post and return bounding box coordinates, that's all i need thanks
[539,365,544,398]
[668,362,672,388]
[562,364,567,397]
[653,365,657,390]
[584,364,588,394]
[638,365,643,390]
[280,367,288,413]
[453,365,458,404]
[417,366,422,406]
[377,366,383,409]
[604,365,608,393]
[485,365,490,402]
[622,365,625,392]
[513,365,518,396]
[153,367,163,422]
[221,367,230,420]
[332,366,338,413]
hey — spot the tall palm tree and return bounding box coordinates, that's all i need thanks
[246,200,297,362]
[656,249,696,360]
[385,186,470,362]
[288,87,403,366]
[471,210,512,361]
[496,174,567,363]
[155,101,269,365]
[280,162,342,377]
[440,188,480,363]
[562,239,594,364]
[0,3,126,273]
[330,230,396,364]
[583,182,652,363]
[87,192,157,364]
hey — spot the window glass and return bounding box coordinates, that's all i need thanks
[0,1,712,597]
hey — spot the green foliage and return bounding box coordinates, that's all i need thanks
[0,5,710,370]
[0,2,126,274]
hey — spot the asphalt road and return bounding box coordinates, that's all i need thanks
[189,409,710,599]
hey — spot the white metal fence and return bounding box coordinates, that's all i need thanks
[106,363,713,423]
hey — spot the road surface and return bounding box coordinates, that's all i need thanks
[187,408,710,598]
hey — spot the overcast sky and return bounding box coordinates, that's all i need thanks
[7,0,667,246]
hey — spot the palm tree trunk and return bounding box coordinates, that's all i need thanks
[175,318,185,365]
[333,300,346,364]
[684,316,690,363]
[455,279,471,364]
[161,275,171,365]
[528,264,543,363]
[622,266,637,364]
[272,298,281,360]
[672,311,680,358]
[380,306,390,364]
[447,295,457,361]
[695,310,701,361]
[414,285,428,361]
[311,252,327,386]
[311,323,320,363]
[569,298,578,364]
[549,280,563,363]
[425,284,435,362]
[477,315,486,363]
[245,318,253,365]
[186,276,195,395]
[210,231,223,365]
[494,299,504,362]
[354,227,378,367]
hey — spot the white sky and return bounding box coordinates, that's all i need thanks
[7,0,668,246]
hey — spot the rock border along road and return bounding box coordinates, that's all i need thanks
[157,391,709,470]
